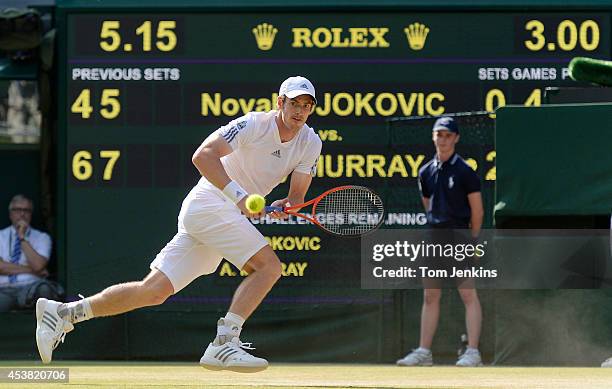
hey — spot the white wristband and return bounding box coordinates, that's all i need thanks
[222,180,247,204]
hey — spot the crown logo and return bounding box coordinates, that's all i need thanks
[404,23,430,50]
[252,23,278,51]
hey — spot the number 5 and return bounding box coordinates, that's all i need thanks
[100,89,121,119]
[156,21,177,51]
[100,21,121,51]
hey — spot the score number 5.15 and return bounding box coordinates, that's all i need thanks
[100,20,177,52]
[72,150,120,181]
[71,89,120,119]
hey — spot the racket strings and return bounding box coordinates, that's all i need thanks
[317,186,384,236]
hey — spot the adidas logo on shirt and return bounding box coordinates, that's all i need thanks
[271,150,281,158]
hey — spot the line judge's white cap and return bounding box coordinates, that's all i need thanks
[279,76,317,104]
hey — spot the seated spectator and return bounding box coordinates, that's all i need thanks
[0,194,59,312]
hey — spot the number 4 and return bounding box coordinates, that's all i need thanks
[71,89,93,119]
[524,89,541,107]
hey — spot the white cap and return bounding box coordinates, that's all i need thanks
[278,76,317,104]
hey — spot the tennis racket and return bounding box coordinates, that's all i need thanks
[264,185,385,237]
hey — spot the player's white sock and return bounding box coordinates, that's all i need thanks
[416,347,431,354]
[213,312,245,346]
[224,312,245,327]
[57,298,93,324]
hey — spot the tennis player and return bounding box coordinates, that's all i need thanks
[35,76,322,372]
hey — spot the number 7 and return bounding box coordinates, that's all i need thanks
[100,150,120,180]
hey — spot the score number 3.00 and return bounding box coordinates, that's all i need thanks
[72,150,120,181]
[524,19,599,51]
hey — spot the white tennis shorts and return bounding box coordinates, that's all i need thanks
[150,183,268,292]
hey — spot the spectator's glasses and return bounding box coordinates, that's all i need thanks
[10,207,32,214]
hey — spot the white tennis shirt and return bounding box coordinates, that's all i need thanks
[196,110,322,197]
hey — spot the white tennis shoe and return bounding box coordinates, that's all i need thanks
[456,348,483,367]
[602,357,612,367]
[35,298,73,364]
[200,337,268,373]
[396,349,434,366]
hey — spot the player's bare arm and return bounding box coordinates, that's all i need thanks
[467,191,484,237]
[269,171,313,219]
[192,133,257,216]
[192,132,234,189]
[287,171,313,206]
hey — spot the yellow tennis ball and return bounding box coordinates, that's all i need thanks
[245,194,265,213]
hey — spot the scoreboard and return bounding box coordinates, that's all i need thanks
[56,3,610,300]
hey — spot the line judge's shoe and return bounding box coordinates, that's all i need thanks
[456,348,483,367]
[35,298,74,364]
[396,349,433,366]
[199,337,268,373]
